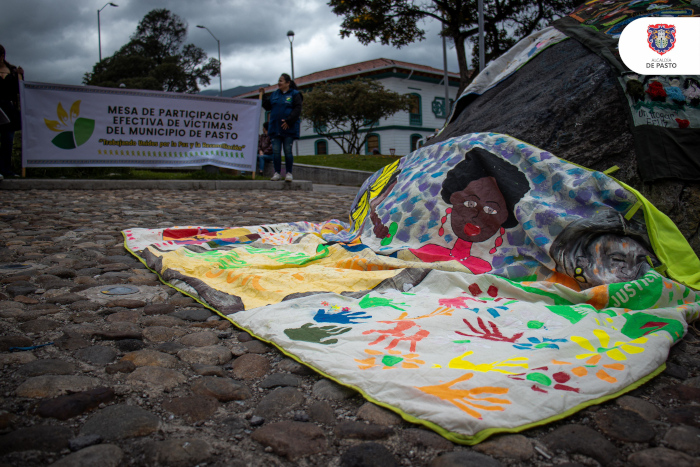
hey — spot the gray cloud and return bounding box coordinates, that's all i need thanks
[2,0,463,91]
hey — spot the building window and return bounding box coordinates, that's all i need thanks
[315,140,328,155]
[366,134,380,155]
[410,134,423,151]
[409,93,422,126]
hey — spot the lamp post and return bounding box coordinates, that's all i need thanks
[478,0,485,72]
[98,2,118,62]
[441,14,450,118]
[197,25,222,97]
[287,30,295,80]
[287,30,297,156]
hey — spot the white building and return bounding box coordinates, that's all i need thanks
[236,58,460,156]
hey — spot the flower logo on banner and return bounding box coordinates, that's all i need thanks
[647,24,676,55]
[44,100,95,149]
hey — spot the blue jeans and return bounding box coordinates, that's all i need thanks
[271,136,294,174]
[257,153,273,172]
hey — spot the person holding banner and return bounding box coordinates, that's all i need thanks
[0,45,24,178]
[259,73,302,182]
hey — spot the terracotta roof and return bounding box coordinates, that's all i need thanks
[235,58,460,98]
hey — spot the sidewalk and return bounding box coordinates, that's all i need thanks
[0,178,361,194]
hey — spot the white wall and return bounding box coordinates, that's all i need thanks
[261,73,458,157]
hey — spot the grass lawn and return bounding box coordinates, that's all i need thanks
[296,154,402,173]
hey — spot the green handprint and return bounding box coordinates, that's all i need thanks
[359,294,407,311]
[284,323,351,345]
[380,222,398,246]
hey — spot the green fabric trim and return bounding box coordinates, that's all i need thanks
[624,201,642,220]
[603,166,620,175]
[654,262,669,276]
[645,254,667,276]
[616,182,700,290]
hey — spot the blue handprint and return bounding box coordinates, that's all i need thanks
[313,308,372,324]
[513,337,568,350]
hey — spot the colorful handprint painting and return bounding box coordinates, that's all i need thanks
[124,132,700,445]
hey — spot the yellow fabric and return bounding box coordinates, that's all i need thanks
[618,182,700,290]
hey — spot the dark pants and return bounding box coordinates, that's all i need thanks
[0,130,15,176]
[257,153,273,172]
[271,136,294,174]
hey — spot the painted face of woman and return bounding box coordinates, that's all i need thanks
[449,176,509,243]
[578,234,651,288]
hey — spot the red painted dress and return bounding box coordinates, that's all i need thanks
[410,238,492,274]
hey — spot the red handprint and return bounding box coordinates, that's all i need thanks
[456,317,523,343]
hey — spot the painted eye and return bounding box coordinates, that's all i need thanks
[464,200,477,208]
[483,206,498,215]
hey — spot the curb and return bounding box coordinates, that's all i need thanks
[0,179,313,191]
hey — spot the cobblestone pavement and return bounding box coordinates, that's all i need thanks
[1,189,699,467]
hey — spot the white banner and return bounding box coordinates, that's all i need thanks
[20,82,261,170]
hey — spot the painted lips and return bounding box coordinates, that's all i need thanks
[464,223,481,236]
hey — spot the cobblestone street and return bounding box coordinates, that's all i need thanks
[1,189,699,467]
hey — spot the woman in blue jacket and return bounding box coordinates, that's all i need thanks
[259,73,303,181]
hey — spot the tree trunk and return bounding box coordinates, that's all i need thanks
[453,33,471,96]
[327,134,350,154]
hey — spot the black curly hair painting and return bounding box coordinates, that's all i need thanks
[409,147,531,274]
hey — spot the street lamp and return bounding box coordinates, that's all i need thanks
[197,25,222,97]
[441,14,450,118]
[287,30,297,156]
[98,2,118,62]
[287,30,295,80]
[478,0,485,72]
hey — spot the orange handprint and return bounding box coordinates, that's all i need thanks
[396,306,455,320]
[417,373,511,419]
[363,320,430,352]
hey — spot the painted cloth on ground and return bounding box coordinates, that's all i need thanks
[124,132,700,444]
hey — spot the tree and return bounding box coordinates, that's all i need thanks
[83,9,219,93]
[301,78,412,155]
[329,0,577,94]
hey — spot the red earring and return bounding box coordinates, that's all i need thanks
[438,208,452,236]
[489,227,505,254]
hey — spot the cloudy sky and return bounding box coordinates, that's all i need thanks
[1,0,462,93]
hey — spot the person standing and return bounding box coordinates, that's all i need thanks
[259,73,302,182]
[0,44,24,178]
[257,122,274,176]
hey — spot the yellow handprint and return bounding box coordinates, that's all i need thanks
[448,351,529,374]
